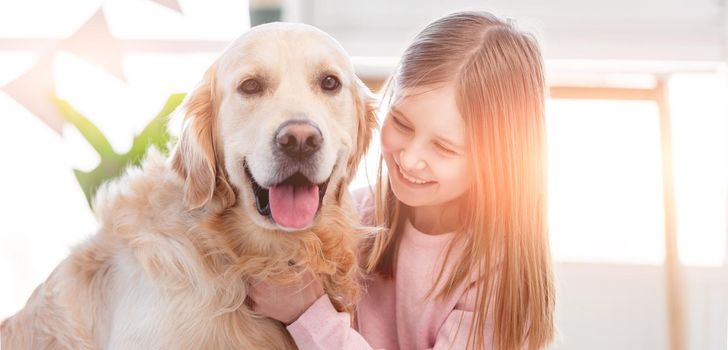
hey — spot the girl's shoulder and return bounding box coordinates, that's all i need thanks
[350,187,375,226]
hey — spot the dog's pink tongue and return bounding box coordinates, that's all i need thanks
[269,184,319,229]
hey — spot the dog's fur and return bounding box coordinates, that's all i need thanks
[1,23,377,349]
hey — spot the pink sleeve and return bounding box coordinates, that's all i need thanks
[350,187,375,226]
[287,295,374,350]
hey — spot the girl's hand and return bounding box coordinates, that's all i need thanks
[248,270,325,325]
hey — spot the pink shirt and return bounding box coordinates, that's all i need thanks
[287,189,493,349]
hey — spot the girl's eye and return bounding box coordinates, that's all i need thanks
[392,116,412,131]
[435,143,457,155]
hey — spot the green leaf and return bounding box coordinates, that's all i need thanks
[128,93,185,165]
[54,97,116,158]
[56,93,186,208]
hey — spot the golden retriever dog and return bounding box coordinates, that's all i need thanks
[1,22,376,349]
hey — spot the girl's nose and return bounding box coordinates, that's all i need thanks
[398,147,427,172]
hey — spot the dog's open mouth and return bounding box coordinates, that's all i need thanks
[244,162,329,229]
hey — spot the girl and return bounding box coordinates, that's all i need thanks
[250,11,555,350]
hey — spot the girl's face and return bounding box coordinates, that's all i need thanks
[381,84,471,209]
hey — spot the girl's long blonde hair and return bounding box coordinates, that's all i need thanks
[364,11,555,350]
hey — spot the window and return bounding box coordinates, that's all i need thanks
[546,98,666,265]
[546,72,727,266]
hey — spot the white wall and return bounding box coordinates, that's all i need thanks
[290,0,728,61]
[554,263,727,349]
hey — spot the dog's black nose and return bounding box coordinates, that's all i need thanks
[275,120,322,159]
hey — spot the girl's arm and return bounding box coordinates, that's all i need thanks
[286,294,375,350]
[249,275,375,350]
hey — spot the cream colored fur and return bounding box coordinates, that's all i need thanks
[1,22,377,350]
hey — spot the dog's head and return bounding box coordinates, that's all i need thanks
[172,23,377,231]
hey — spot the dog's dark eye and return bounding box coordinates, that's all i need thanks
[320,75,341,92]
[239,79,263,95]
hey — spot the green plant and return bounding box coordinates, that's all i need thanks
[54,93,185,208]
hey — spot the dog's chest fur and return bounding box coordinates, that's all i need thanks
[3,155,305,349]
[94,154,300,349]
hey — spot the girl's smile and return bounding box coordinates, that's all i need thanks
[393,158,436,186]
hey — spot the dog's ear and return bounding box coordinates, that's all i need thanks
[172,64,233,210]
[345,77,378,182]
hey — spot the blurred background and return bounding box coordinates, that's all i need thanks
[0,0,726,349]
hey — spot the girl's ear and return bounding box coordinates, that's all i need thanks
[172,64,232,210]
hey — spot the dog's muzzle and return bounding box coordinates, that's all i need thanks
[244,120,330,230]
